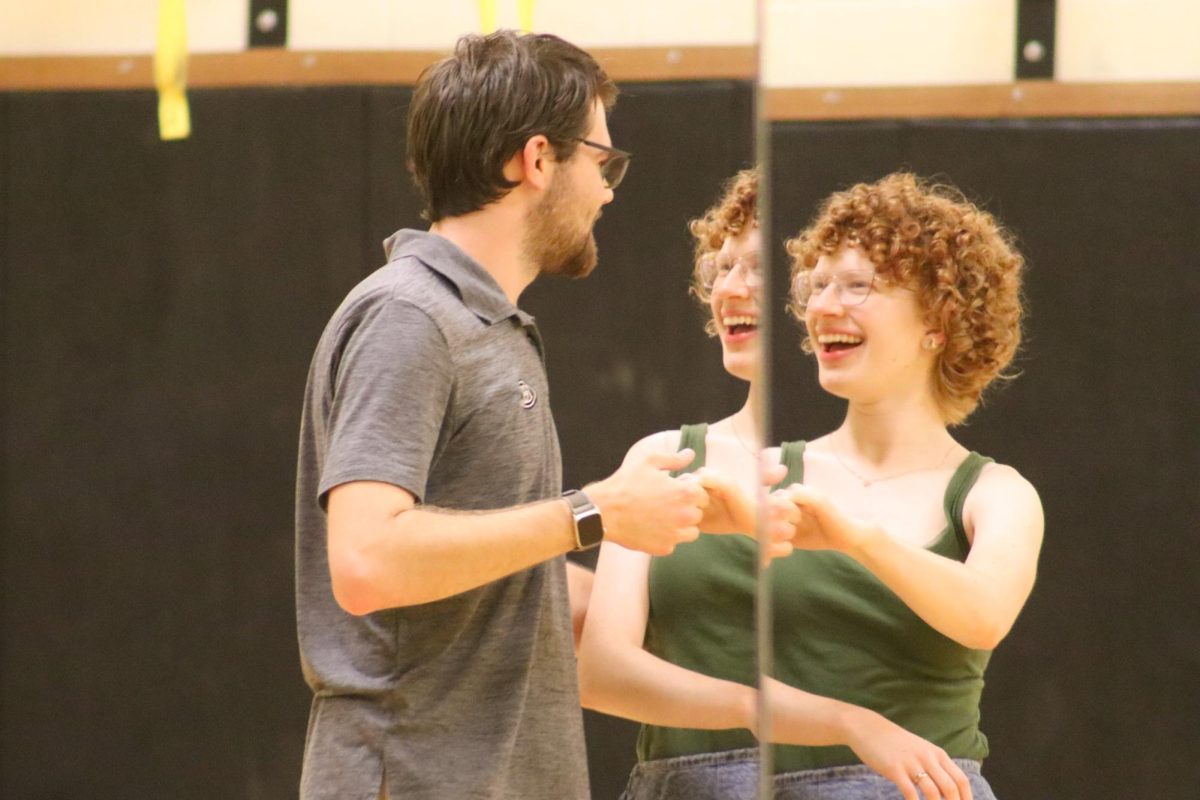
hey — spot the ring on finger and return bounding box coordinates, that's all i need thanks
[912,771,929,782]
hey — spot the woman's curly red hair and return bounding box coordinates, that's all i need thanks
[786,172,1025,426]
[689,168,759,335]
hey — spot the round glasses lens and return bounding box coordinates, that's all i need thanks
[793,272,816,308]
[605,157,629,189]
[698,255,718,289]
[841,272,875,305]
[740,257,762,289]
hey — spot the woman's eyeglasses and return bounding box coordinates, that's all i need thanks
[699,252,762,291]
[792,269,878,311]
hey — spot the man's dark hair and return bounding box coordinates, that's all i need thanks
[407,30,618,222]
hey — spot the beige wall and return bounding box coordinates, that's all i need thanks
[286,0,754,50]
[3,0,1198,84]
[0,0,247,55]
[762,0,1015,87]
[1057,0,1200,81]
[0,0,754,55]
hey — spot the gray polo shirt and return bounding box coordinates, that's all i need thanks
[295,230,588,799]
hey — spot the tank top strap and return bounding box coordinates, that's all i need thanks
[773,440,807,490]
[670,423,708,477]
[943,451,994,554]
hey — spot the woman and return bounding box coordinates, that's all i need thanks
[578,170,973,800]
[768,172,1044,799]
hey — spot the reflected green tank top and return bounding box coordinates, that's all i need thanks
[637,424,758,762]
[637,425,994,771]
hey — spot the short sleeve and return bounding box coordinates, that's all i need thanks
[317,297,453,505]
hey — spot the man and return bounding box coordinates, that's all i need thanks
[295,31,747,800]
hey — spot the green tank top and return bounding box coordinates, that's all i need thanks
[638,425,994,771]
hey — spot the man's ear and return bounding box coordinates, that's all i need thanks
[505,135,554,190]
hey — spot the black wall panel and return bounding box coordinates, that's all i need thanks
[769,118,1200,800]
[0,93,9,797]
[1,87,370,798]
[0,81,754,799]
[363,86,424,263]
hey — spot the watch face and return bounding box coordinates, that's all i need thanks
[564,491,603,550]
[575,510,604,549]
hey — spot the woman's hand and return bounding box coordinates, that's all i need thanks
[783,483,877,556]
[842,708,973,800]
[765,677,973,800]
[783,465,1044,651]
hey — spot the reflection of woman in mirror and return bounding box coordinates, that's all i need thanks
[578,170,974,800]
[775,173,1045,800]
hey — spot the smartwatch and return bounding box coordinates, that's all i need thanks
[562,489,604,551]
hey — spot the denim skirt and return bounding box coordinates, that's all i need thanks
[620,749,996,800]
[773,758,996,800]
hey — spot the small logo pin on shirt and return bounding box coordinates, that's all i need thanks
[518,380,537,409]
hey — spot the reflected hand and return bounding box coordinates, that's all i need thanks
[686,467,753,534]
[691,464,798,562]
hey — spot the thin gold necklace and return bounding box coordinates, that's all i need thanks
[831,436,958,487]
[729,414,760,457]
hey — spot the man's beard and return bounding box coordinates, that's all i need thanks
[522,171,598,279]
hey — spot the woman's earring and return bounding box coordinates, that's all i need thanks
[922,335,939,351]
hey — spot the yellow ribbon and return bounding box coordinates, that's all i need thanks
[155,0,190,141]
[478,0,535,33]
[517,0,535,32]
[478,0,497,33]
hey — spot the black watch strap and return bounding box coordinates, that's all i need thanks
[563,489,604,551]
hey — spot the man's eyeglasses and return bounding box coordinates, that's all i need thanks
[575,138,631,190]
[792,268,877,311]
[699,252,762,291]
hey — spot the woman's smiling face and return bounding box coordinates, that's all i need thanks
[803,246,940,404]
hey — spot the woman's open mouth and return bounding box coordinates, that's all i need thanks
[816,332,864,359]
[721,314,759,342]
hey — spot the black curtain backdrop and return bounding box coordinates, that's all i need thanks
[0,82,753,800]
[769,118,1200,800]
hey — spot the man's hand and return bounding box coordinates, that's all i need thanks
[585,449,708,556]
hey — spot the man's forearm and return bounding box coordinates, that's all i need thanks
[333,498,577,614]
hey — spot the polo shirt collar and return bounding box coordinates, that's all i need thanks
[383,229,533,327]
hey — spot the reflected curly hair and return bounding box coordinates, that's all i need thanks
[786,172,1025,426]
[689,168,759,335]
